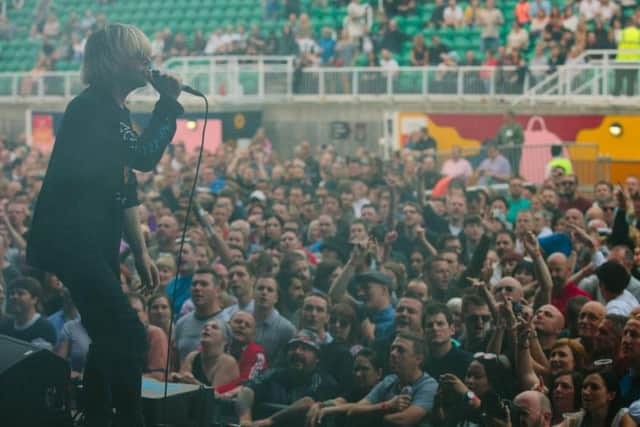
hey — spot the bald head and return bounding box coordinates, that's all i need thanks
[514,391,552,427]
[578,301,606,339]
[534,304,565,335]
[586,206,604,221]
[547,253,569,289]
[494,276,524,303]
[564,208,585,228]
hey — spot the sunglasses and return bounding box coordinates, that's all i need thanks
[474,352,510,368]
[593,358,613,368]
[466,314,491,323]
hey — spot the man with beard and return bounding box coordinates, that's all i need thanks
[348,333,438,427]
[558,174,592,213]
[459,294,493,353]
[235,330,338,426]
[148,214,178,260]
[490,230,516,285]
[547,252,591,315]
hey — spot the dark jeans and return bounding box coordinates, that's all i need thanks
[55,245,148,427]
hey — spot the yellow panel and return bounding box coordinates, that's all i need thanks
[576,116,640,161]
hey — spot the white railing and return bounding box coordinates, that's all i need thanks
[0,53,637,103]
[516,49,640,103]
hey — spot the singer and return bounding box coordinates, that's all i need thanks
[27,24,182,427]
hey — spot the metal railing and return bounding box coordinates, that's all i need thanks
[515,49,640,103]
[432,142,603,185]
[0,53,637,103]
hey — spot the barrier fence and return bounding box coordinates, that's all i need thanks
[0,53,637,102]
[433,142,603,187]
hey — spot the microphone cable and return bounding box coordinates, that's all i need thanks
[159,85,209,417]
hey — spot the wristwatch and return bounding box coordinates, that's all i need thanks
[466,390,480,405]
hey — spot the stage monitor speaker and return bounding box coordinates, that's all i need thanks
[142,378,216,427]
[0,334,71,427]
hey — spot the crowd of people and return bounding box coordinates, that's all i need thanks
[2,106,640,426]
[6,0,639,95]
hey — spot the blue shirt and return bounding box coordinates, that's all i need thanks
[166,274,194,318]
[506,196,531,224]
[371,305,395,341]
[366,373,439,411]
[318,37,336,65]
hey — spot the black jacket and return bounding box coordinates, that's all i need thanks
[27,86,183,274]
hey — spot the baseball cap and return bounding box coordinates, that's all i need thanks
[288,329,322,352]
[348,270,393,296]
[249,190,267,202]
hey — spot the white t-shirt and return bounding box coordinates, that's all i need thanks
[606,289,639,316]
[444,6,464,24]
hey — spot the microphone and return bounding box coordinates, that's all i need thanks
[150,69,205,97]
[192,199,216,237]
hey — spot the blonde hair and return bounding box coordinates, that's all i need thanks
[82,23,151,87]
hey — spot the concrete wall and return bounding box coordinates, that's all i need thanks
[2,98,638,157]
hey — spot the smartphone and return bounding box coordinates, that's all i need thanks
[512,301,523,316]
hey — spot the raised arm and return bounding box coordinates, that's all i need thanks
[521,232,553,309]
[328,244,367,304]
[515,319,541,391]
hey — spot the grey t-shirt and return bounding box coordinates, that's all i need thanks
[174,310,227,363]
[365,373,439,413]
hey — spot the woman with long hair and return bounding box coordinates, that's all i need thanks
[430,352,513,426]
[171,319,239,391]
[304,347,384,427]
[555,368,624,427]
[551,370,583,424]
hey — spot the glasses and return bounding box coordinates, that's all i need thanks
[496,286,515,293]
[466,314,491,323]
[560,181,575,186]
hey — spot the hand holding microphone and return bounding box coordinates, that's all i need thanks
[147,69,182,99]
[149,69,205,98]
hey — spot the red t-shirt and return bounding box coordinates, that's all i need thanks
[551,282,592,315]
[216,341,268,393]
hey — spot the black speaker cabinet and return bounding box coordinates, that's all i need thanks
[142,378,215,427]
[0,334,71,427]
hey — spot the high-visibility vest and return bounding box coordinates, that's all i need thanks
[617,26,640,62]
